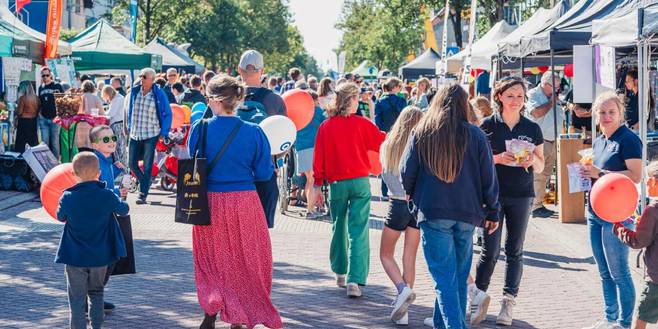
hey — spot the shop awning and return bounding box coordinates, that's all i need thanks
[519,0,637,57]
[446,20,516,72]
[399,48,440,81]
[591,2,658,47]
[144,37,203,74]
[69,19,161,71]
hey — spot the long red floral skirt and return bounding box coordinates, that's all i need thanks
[193,191,283,329]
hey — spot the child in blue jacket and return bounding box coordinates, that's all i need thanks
[55,152,129,329]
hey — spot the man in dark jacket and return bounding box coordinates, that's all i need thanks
[127,68,172,204]
[374,77,406,198]
[181,75,207,106]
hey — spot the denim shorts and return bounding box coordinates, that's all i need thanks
[639,281,658,323]
[385,199,418,231]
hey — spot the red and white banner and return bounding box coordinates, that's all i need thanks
[44,0,62,59]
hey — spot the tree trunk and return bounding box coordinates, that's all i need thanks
[450,5,463,48]
[145,0,152,44]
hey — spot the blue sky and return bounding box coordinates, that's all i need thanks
[288,0,345,71]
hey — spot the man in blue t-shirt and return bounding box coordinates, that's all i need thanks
[238,50,287,228]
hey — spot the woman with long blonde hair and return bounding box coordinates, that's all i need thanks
[379,106,423,325]
[15,80,39,152]
[401,84,500,329]
[313,82,386,298]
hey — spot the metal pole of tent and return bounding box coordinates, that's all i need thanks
[551,49,558,142]
[639,39,649,210]
[520,56,524,78]
[591,46,597,141]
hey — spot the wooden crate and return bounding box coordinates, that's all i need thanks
[557,138,587,223]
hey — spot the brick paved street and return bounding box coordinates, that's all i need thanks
[0,180,652,329]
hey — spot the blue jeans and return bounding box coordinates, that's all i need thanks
[38,117,60,158]
[129,136,158,198]
[587,209,636,328]
[65,265,107,329]
[420,219,475,329]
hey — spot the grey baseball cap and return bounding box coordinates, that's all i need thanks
[239,50,264,71]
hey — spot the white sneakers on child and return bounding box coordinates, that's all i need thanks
[390,287,415,322]
[582,320,625,329]
[346,283,362,298]
[496,293,516,326]
[395,312,408,326]
[469,287,491,325]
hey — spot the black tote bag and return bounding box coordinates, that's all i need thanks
[175,120,242,225]
[111,214,136,275]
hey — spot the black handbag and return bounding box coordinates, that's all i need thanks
[111,214,136,275]
[175,120,242,225]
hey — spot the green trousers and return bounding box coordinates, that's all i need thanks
[329,177,371,285]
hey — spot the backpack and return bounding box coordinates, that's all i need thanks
[237,88,270,124]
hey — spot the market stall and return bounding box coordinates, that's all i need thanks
[144,37,203,74]
[446,20,516,73]
[399,48,440,81]
[69,19,162,72]
[350,60,378,81]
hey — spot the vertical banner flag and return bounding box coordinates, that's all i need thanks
[438,0,450,81]
[15,0,31,13]
[462,0,478,83]
[130,0,138,42]
[44,0,62,59]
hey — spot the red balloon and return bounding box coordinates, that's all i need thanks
[282,89,314,131]
[170,104,186,129]
[564,64,574,78]
[40,163,78,221]
[368,151,382,176]
[538,66,549,73]
[590,173,638,223]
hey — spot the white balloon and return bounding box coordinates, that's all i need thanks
[259,115,297,155]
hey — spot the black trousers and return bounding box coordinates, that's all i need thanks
[255,173,278,228]
[475,196,533,297]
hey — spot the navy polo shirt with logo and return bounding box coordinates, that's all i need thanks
[592,125,641,172]
[480,113,544,198]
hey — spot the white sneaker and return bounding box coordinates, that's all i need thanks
[395,312,408,325]
[581,320,623,329]
[336,274,346,288]
[346,283,362,298]
[390,287,416,322]
[469,288,490,325]
[423,317,433,327]
[496,293,516,326]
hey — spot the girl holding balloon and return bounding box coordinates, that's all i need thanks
[312,82,386,298]
[581,91,642,329]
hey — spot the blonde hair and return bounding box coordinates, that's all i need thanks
[416,78,430,92]
[472,96,493,118]
[647,160,658,178]
[593,91,625,124]
[327,82,359,117]
[381,106,423,173]
[206,74,246,114]
[101,85,116,101]
[72,152,99,180]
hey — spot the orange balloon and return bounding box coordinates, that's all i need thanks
[170,104,185,129]
[181,105,191,123]
[590,173,638,223]
[40,163,78,221]
[282,89,314,130]
[368,151,382,176]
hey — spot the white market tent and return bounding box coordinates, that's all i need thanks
[351,60,378,79]
[0,6,72,57]
[446,20,516,73]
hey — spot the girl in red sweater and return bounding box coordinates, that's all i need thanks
[313,82,386,298]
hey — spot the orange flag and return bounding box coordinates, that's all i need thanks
[44,0,62,59]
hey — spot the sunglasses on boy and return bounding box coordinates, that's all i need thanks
[94,136,118,143]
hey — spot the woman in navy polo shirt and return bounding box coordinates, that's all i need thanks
[581,91,642,329]
[471,77,545,327]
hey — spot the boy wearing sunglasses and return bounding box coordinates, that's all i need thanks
[89,125,131,313]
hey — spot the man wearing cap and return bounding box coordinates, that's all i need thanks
[238,49,287,228]
[127,67,172,204]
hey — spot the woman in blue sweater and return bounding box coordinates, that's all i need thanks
[187,75,282,329]
[401,84,500,329]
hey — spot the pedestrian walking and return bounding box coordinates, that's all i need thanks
[313,82,386,298]
[188,74,282,329]
[379,106,423,325]
[472,77,545,327]
[401,84,500,329]
[38,67,64,158]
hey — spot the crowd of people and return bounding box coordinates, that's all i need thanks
[41,48,658,329]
